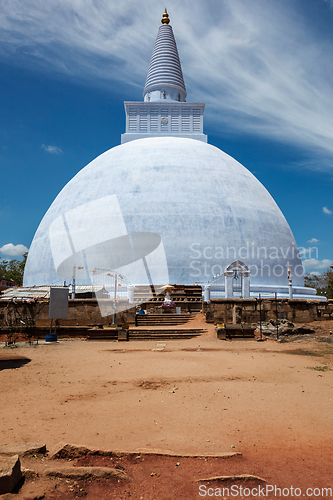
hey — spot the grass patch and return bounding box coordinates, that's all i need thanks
[307,365,332,372]
[283,349,324,357]
[318,337,333,344]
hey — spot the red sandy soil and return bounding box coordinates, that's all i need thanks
[0,315,333,499]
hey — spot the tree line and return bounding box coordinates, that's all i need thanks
[304,268,333,299]
[0,253,28,287]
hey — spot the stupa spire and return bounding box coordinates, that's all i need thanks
[143,10,187,102]
[121,10,207,144]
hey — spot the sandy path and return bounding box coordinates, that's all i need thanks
[1,318,333,497]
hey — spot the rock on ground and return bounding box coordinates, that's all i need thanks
[0,454,22,495]
[50,442,98,460]
[44,466,128,480]
[0,443,46,457]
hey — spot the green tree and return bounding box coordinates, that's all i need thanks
[304,267,333,299]
[0,260,8,280]
[0,252,27,286]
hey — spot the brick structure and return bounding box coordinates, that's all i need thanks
[203,298,333,324]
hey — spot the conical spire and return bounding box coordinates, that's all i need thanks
[143,10,187,102]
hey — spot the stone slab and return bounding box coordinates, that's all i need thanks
[44,466,128,480]
[196,473,267,483]
[50,442,241,460]
[0,455,22,495]
[0,444,46,457]
[51,443,94,460]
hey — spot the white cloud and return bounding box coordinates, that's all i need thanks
[323,206,332,214]
[41,144,62,154]
[307,238,319,243]
[1,1,333,166]
[299,245,319,259]
[0,243,29,257]
[299,248,317,259]
[302,258,333,272]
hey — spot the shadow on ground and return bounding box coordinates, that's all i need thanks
[0,357,31,371]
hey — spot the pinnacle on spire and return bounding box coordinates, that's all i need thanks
[161,8,170,24]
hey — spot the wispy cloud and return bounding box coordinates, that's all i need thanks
[41,144,62,154]
[1,1,333,166]
[302,258,333,272]
[308,238,319,244]
[291,156,333,175]
[0,243,28,257]
[323,206,332,214]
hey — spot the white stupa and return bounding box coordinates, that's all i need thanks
[24,10,320,300]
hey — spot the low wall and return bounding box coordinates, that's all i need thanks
[203,298,333,324]
[2,297,332,330]
[0,298,136,328]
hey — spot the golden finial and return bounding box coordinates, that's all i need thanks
[161,8,170,24]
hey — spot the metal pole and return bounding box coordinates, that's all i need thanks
[112,272,118,325]
[275,292,279,340]
[259,294,262,339]
[71,266,76,300]
[288,279,293,299]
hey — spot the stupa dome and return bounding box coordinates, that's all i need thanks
[24,136,308,294]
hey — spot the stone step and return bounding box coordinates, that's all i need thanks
[136,320,191,325]
[136,324,191,328]
[136,313,195,327]
[86,328,205,341]
[137,317,191,320]
[131,329,203,334]
[129,328,204,340]
[137,313,193,317]
[129,336,201,341]
[137,317,191,321]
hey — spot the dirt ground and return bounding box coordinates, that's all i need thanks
[0,315,333,499]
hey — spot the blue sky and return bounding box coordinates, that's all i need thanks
[0,0,332,275]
